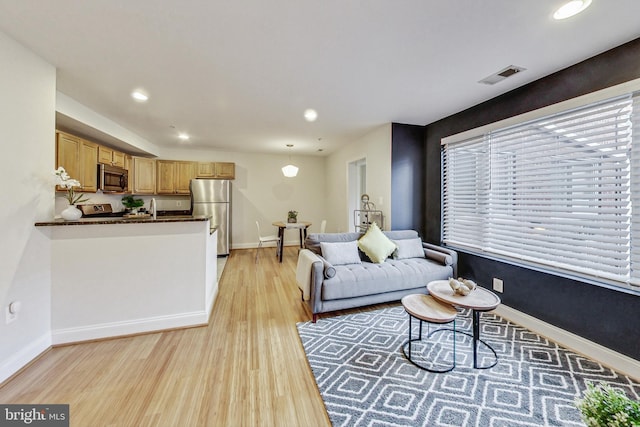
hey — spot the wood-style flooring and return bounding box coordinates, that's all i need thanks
[0,246,351,426]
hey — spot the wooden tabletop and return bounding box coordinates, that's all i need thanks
[272,221,312,228]
[401,294,457,323]
[427,280,501,311]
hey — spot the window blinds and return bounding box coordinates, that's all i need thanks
[443,93,640,289]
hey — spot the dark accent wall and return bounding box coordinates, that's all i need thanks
[391,123,426,235]
[422,38,640,360]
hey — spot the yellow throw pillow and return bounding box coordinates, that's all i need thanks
[357,223,397,263]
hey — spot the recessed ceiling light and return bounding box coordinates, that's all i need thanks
[553,0,592,20]
[304,109,318,122]
[131,90,149,102]
[178,133,190,141]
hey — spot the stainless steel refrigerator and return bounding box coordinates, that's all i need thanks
[190,179,230,256]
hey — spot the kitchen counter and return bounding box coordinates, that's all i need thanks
[35,215,209,227]
[36,218,219,345]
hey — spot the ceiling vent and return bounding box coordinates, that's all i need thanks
[478,65,526,85]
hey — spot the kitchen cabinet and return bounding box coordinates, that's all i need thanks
[176,161,196,193]
[56,131,98,192]
[157,160,196,194]
[124,154,133,193]
[197,162,235,179]
[131,157,156,194]
[215,162,235,179]
[197,162,215,177]
[78,138,98,192]
[98,146,125,168]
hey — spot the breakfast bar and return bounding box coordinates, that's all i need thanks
[35,217,218,345]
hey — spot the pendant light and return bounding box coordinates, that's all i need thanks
[282,144,299,177]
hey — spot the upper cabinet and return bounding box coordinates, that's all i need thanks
[157,160,196,194]
[215,162,235,179]
[124,154,133,193]
[78,139,99,193]
[176,161,196,193]
[98,146,125,168]
[197,162,235,179]
[131,157,156,195]
[56,131,98,192]
[197,162,215,177]
[54,131,235,195]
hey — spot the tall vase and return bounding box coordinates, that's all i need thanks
[61,204,82,221]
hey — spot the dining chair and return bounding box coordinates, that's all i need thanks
[320,219,327,233]
[255,221,281,263]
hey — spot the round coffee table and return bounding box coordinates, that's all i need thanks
[400,294,458,373]
[427,280,501,369]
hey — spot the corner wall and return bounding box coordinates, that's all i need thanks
[0,31,56,382]
[325,124,392,233]
[391,123,425,234]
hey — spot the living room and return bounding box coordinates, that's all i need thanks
[1,1,640,425]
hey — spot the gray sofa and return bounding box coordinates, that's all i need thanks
[301,230,457,322]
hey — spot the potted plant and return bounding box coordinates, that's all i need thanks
[287,210,298,223]
[576,382,640,427]
[121,195,145,214]
[53,166,89,221]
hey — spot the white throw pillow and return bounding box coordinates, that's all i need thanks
[393,238,426,260]
[357,223,397,263]
[320,241,362,266]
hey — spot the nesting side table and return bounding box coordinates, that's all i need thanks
[401,294,458,373]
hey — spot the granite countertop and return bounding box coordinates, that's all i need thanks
[35,215,210,227]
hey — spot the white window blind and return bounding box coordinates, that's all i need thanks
[443,93,640,290]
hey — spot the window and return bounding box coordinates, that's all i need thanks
[442,91,640,292]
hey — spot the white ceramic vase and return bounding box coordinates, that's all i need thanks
[61,204,82,221]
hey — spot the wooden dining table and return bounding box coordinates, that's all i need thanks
[272,221,312,263]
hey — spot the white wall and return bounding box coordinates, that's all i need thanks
[159,147,327,247]
[50,221,215,344]
[0,32,56,382]
[325,124,392,233]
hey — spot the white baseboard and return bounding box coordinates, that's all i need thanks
[52,311,208,345]
[0,332,51,384]
[494,305,640,381]
[231,241,303,250]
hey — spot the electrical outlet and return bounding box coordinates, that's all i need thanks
[6,305,17,324]
[493,278,504,293]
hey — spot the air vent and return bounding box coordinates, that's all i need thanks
[479,65,526,85]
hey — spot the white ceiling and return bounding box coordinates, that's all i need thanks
[0,1,639,156]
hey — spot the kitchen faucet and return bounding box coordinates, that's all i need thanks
[150,198,157,220]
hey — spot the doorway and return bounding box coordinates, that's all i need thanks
[348,158,366,232]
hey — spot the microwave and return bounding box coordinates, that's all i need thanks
[99,164,128,192]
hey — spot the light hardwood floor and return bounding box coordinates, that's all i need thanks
[0,247,339,426]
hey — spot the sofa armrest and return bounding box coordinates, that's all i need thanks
[309,257,325,315]
[320,256,336,279]
[423,243,458,277]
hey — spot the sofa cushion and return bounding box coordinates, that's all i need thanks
[320,241,362,266]
[357,223,397,263]
[305,232,361,255]
[321,258,453,301]
[383,230,420,240]
[393,238,426,260]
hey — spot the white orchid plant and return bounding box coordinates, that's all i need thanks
[53,167,89,205]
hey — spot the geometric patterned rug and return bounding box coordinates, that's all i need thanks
[297,306,640,427]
